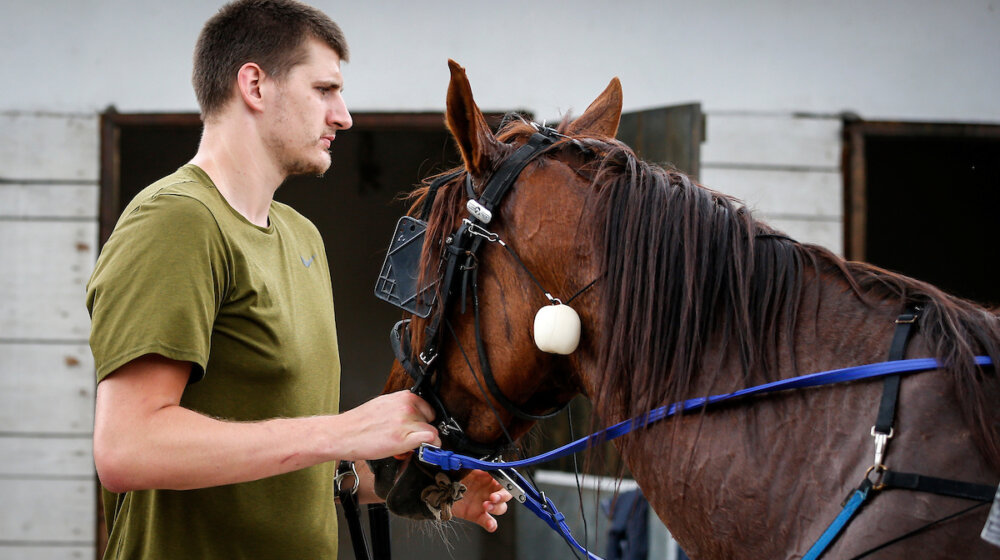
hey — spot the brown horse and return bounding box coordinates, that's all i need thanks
[370,61,1000,559]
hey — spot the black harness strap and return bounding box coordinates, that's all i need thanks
[873,305,921,438]
[470,265,567,421]
[838,304,1000,559]
[881,470,998,502]
[472,131,558,209]
[419,170,464,222]
[368,504,392,560]
[336,461,376,560]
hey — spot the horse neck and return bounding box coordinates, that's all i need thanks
[580,260,910,558]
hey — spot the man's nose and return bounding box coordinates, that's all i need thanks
[329,96,352,131]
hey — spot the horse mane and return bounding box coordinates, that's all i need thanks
[586,139,1000,469]
[406,114,1000,469]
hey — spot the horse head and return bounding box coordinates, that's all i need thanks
[369,60,626,521]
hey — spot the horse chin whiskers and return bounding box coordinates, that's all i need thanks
[399,515,463,558]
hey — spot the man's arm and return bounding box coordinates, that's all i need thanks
[93,353,439,493]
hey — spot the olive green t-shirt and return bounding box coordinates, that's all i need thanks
[86,165,341,559]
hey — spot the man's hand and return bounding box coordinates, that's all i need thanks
[331,391,441,460]
[451,469,513,532]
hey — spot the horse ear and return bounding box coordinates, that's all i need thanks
[445,60,501,176]
[567,77,623,138]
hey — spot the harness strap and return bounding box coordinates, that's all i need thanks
[473,130,558,212]
[368,504,392,560]
[422,224,473,355]
[803,479,874,560]
[881,470,998,502]
[390,320,499,458]
[336,461,373,560]
[470,266,568,421]
[499,466,603,560]
[873,306,921,436]
[419,170,464,221]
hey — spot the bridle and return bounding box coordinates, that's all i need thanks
[377,122,584,458]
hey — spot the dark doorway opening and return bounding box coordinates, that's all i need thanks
[844,121,1000,307]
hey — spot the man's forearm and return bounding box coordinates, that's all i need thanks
[95,404,342,492]
[93,354,439,493]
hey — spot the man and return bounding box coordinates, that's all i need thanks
[86,1,509,557]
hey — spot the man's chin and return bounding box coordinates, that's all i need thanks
[284,157,331,179]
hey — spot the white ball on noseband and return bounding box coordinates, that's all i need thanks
[533,303,581,355]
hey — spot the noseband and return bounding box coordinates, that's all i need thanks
[376,123,576,458]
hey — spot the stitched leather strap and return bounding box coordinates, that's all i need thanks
[873,306,921,435]
[882,470,997,502]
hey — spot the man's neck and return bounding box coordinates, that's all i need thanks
[190,119,283,228]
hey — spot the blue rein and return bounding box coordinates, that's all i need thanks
[418,356,993,559]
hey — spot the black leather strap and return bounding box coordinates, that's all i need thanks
[882,470,997,502]
[474,131,557,211]
[873,306,921,435]
[419,170,464,221]
[367,503,392,559]
[337,461,372,560]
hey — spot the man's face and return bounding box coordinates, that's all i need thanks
[264,37,353,178]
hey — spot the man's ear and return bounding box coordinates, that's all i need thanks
[236,62,266,113]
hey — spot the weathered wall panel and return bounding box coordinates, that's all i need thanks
[0,184,99,219]
[700,167,841,219]
[0,344,94,434]
[0,436,92,477]
[701,113,843,254]
[1,112,98,559]
[0,221,97,341]
[702,113,841,170]
[0,479,94,543]
[0,114,98,181]
[0,546,91,560]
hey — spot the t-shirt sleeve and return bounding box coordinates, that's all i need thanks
[86,193,229,383]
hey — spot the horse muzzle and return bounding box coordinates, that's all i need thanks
[368,455,467,521]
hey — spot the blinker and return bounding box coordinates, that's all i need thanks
[374,216,437,318]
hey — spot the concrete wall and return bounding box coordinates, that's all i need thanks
[1,1,997,557]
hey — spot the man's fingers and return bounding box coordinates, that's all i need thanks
[405,392,436,421]
[486,498,507,516]
[477,511,498,532]
[406,429,440,449]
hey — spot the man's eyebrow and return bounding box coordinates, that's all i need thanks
[315,79,343,89]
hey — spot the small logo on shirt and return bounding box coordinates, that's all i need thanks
[301,255,316,268]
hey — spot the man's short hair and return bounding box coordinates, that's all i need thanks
[193,0,349,118]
